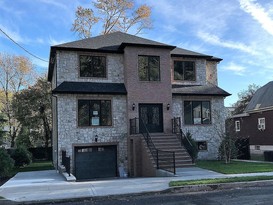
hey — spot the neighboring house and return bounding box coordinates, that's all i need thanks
[47,32,230,180]
[230,81,273,159]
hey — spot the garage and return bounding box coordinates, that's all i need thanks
[75,145,117,180]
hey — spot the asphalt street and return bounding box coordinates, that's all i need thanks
[45,185,273,205]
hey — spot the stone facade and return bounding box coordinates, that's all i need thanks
[172,96,226,159]
[56,51,124,86]
[57,94,127,172]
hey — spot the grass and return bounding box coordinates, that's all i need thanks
[170,176,273,187]
[196,160,273,174]
[13,160,54,173]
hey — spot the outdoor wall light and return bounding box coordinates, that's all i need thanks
[95,135,98,142]
[132,103,135,111]
[167,103,170,110]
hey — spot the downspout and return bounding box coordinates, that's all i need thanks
[52,94,58,171]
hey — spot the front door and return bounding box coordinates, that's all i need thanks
[139,104,163,133]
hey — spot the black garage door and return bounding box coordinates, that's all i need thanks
[75,145,117,180]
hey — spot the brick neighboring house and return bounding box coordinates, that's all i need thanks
[47,32,230,180]
[230,81,273,159]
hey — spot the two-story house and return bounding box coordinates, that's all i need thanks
[48,32,230,180]
[230,81,273,160]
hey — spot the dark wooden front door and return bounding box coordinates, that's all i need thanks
[139,104,163,133]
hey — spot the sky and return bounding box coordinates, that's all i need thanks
[1,0,273,106]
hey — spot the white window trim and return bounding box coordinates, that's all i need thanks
[258,118,265,130]
[235,120,240,132]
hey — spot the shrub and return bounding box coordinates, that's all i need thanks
[10,146,32,168]
[0,148,14,178]
[182,131,198,162]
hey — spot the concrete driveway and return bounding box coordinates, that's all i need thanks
[1,167,273,203]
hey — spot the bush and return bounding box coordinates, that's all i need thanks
[218,134,237,163]
[10,146,32,168]
[182,131,198,162]
[0,148,14,178]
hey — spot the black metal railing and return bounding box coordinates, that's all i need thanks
[61,150,71,176]
[172,117,181,134]
[130,118,176,174]
[178,129,196,162]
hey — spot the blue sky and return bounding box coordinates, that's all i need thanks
[1,0,273,106]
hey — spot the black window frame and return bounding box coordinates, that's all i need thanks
[184,101,211,125]
[79,55,107,78]
[78,99,112,127]
[138,55,160,81]
[173,60,196,81]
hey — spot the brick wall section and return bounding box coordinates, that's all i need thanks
[124,47,173,133]
[57,94,128,173]
[206,61,218,85]
[128,135,156,177]
[56,51,124,86]
[172,96,226,159]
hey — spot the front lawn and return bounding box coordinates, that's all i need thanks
[196,160,273,174]
[13,160,54,173]
[169,175,273,187]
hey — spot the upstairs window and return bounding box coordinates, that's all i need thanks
[184,101,211,125]
[174,61,195,81]
[235,120,240,132]
[79,55,106,78]
[78,100,112,126]
[138,55,160,81]
[258,118,265,130]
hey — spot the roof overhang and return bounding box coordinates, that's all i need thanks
[52,81,127,95]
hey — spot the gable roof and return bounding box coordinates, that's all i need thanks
[48,32,222,81]
[172,84,231,97]
[245,81,273,112]
[52,81,127,95]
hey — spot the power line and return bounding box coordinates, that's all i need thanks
[0,27,48,63]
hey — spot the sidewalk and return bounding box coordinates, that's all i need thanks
[1,167,273,203]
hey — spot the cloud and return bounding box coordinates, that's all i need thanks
[221,62,246,76]
[0,24,25,43]
[197,31,259,56]
[48,36,72,46]
[240,0,273,36]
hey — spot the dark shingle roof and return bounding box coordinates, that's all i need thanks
[53,31,175,51]
[52,82,127,95]
[172,84,231,97]
[245,81,273,112]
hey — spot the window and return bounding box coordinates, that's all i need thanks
[138,55,160,81]
[79,55,106,78]
[235,120,240,132]
[174,61,195,81]
[197,141,207,151]
[184,101,211,125]
[78,100,111,126]
[258,118,265,130]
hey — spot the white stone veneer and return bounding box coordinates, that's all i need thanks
[57,94,128,173]
[172,96,226,159]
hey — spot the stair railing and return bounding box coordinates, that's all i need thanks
[130,117,176,174]
[61,150,71,176]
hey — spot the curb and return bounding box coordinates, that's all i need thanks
[169,179,273,193]
[0,199,19,205]
[12,180,273,204]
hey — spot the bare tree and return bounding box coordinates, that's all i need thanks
[0,53,35,147]
[72,0,152,39]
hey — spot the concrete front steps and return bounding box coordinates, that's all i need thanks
[150,134,194,169]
